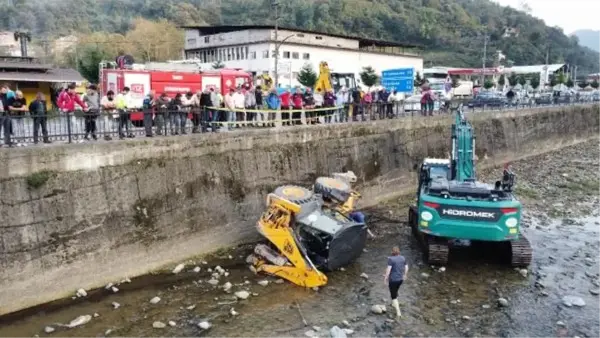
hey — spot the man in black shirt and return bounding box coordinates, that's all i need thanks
[29,92,50,144]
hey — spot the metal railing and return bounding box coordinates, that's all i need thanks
[0,100,595,147]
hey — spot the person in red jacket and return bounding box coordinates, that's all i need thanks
[57,83,88,113]
[291,87,304,125]
[279,89,291,126]
[57,83,88,139]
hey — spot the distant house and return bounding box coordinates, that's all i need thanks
[502,27,520,38]
[0,31,22,57]
[0,56,85,109]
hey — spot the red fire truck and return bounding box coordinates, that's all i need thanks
[99,62,252,124]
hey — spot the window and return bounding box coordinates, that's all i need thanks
[262,50,269,58]
[245,46,249,59]
[227,48,232,61]
[250,51,256,59]
[283,51,290,59]
[315,36,323,40]
[236,47,240,60]
[204,36,210,43]
[292,52,299,59]
[302,53,310,60]
[296,34,305,37]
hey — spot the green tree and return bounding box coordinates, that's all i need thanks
[556,72,566,84]
[508,73,518,86]
[297,63,317,88]
[212,60,225,69]
[359,66,379,89]
[578,81,588,89]
[591,80,600,89]
[483,80,494,90]
[565,78,574,88]
[518,75,527,86]
[529,74,540,89]
[497,75,505,87]
[74,47,105,83]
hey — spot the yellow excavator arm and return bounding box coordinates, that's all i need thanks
[315,61,333,92]
[252,194,328,288]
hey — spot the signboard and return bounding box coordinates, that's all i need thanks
[124,73,150,108]
[277,61,291,74]
[381,68,414,93]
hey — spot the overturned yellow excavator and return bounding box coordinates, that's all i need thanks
[248,172,367,288]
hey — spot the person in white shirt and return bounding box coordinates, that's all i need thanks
[232,87,245,128]
[224,88,236,131]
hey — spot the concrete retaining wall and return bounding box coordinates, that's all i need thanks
[0,105,598,315]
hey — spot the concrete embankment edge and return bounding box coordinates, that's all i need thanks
[0,105,598,315]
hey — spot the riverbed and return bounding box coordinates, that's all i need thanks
[0,140,598,338]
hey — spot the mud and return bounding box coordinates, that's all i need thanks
[0,140,598,338]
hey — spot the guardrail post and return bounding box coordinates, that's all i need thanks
[275,109,282,129]
[66,112,72,143]
[301,108,306,125]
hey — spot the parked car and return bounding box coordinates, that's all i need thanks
[553,91,573,104]
[467,91,507,108]
[403,94,442,112]
[535,93,553,105]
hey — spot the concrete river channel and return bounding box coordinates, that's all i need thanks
[0,141,598,337]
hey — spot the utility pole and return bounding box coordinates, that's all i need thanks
[482,33,488,86]
[272,0,279,88]
[543,47,549,86]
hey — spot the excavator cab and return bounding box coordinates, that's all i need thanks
[249,174,367,288]
[331,73,357,92]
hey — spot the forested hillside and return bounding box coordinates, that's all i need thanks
[2,0,598,74]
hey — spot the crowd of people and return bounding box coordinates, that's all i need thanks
[0,81,459,147]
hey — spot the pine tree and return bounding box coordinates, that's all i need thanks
[530,74,540,89]
[483,80,494,90]
[497,75,505,87]
[297,63,317,88]
[591,80,600,89]
[359,66,379,89]
[212,60,225,69]
[414,71,422,87]
[518,75,527,86]
[508,73,518,86]
[565,79,574,88]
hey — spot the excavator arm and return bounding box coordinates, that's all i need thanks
[451,108,476,182]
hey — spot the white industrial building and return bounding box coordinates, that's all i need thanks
[182,25,423,89]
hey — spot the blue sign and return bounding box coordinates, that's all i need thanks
[381,67,415,93]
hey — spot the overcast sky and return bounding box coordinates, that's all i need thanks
[493,0,600,33]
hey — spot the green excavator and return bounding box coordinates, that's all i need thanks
[408,104,532,266]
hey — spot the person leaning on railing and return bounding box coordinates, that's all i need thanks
[28,92,50,144]
[9,90,28,142]
[115,87,134,139]
[199,88,212,132]
[100,90,117,140]
[265,88,280,128]
[323,88,336,123]
[83,84,101,141]
[57,83,89,133]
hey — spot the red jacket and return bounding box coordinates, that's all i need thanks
[280,92,291,107]
[291,93,303,109]
[57,91,87,112]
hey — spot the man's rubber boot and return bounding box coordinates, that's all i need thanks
[392,299,401,318]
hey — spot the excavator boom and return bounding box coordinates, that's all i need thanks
[451,108,476,181]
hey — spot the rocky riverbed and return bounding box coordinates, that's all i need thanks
[0,140,598,338]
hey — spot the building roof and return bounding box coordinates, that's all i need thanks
[507,64,565,74]
[0,68,86,83]
[180,25,422,49]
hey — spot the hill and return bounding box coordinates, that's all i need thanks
[572,29,600,52]
[1,0,599,75]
